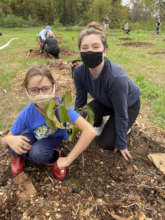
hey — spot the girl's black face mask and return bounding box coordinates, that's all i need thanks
[80,51,103,68]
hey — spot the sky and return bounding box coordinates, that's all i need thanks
[121,0,131,6]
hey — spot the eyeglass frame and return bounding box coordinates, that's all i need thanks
[26,84,55,96]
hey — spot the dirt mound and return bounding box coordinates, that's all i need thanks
[26,49,53,59]
[1,119,165,219]
[60,48,78,57]
[149,50,165,55]
[121,42,155,47]
[12,61,75,102]
[119,37,132,41]
[26,48,78,59]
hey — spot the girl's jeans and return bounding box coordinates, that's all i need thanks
[9,131,62,164]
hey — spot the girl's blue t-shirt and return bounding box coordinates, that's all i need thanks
[11,98,80,141]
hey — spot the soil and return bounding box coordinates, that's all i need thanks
[119,38,132,41]
[149,50,165,55]
[27,48,78,59]
[121,42,155,47]
[1,49,165,220]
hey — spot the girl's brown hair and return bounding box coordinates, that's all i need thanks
[78,27,108,50]
[23,65,55,88]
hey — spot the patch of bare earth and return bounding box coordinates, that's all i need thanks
[26,48,78,59]
[1,54,165,220]
[121,42,155,47]
[149,50,165,55]
[119,38,132,41]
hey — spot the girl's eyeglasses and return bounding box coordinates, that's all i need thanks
[27,85,53,96]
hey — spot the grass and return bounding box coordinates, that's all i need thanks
[0,26,165,130]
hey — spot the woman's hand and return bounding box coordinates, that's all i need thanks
[4,135,31,155]
[114,148,132,160]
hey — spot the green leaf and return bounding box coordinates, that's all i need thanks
[44,99,58,120]
[58,104,70,123]
[44,98,64,129]
[63,91,72,109]
[45,116,56,130]
[69,126,79,142]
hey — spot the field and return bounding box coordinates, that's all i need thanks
[0,27,165,219]
[0,27,165,130]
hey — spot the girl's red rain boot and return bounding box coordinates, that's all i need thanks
[51,162,66,180]
[11,156,25,177]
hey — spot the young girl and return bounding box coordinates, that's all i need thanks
[73,27,140,161]
[1,65,96,179]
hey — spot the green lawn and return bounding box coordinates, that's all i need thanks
[0,26,165,130]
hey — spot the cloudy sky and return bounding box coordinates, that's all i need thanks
[121,0,131,6]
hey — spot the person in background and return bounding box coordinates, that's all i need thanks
[1,65,96,180]
[73,27,141,161]
[123,22,130,34]
[156,17,161,35]
[103,15,110,31]
[42,31,60,58]
[37,26,51,52]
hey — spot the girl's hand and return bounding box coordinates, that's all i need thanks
[5,135,31,155]
[114,148,132,161]
[57,157,70,169]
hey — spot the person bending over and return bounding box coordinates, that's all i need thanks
[42,31,60,58]
[37,26,51,52]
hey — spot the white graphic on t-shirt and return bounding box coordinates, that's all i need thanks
[34,125,54,140]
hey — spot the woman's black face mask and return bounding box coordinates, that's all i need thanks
[80,51,103,68]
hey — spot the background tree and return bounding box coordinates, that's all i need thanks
[76,0,93,25]
[2,0,163,28]
[89,0,111,23]
[129,0,152,22]
[110,0,129,28]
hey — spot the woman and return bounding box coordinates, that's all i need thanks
[42,31,60,58]
[1,65,96,179]
[156,18,161,35]
[73,27,140,160]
